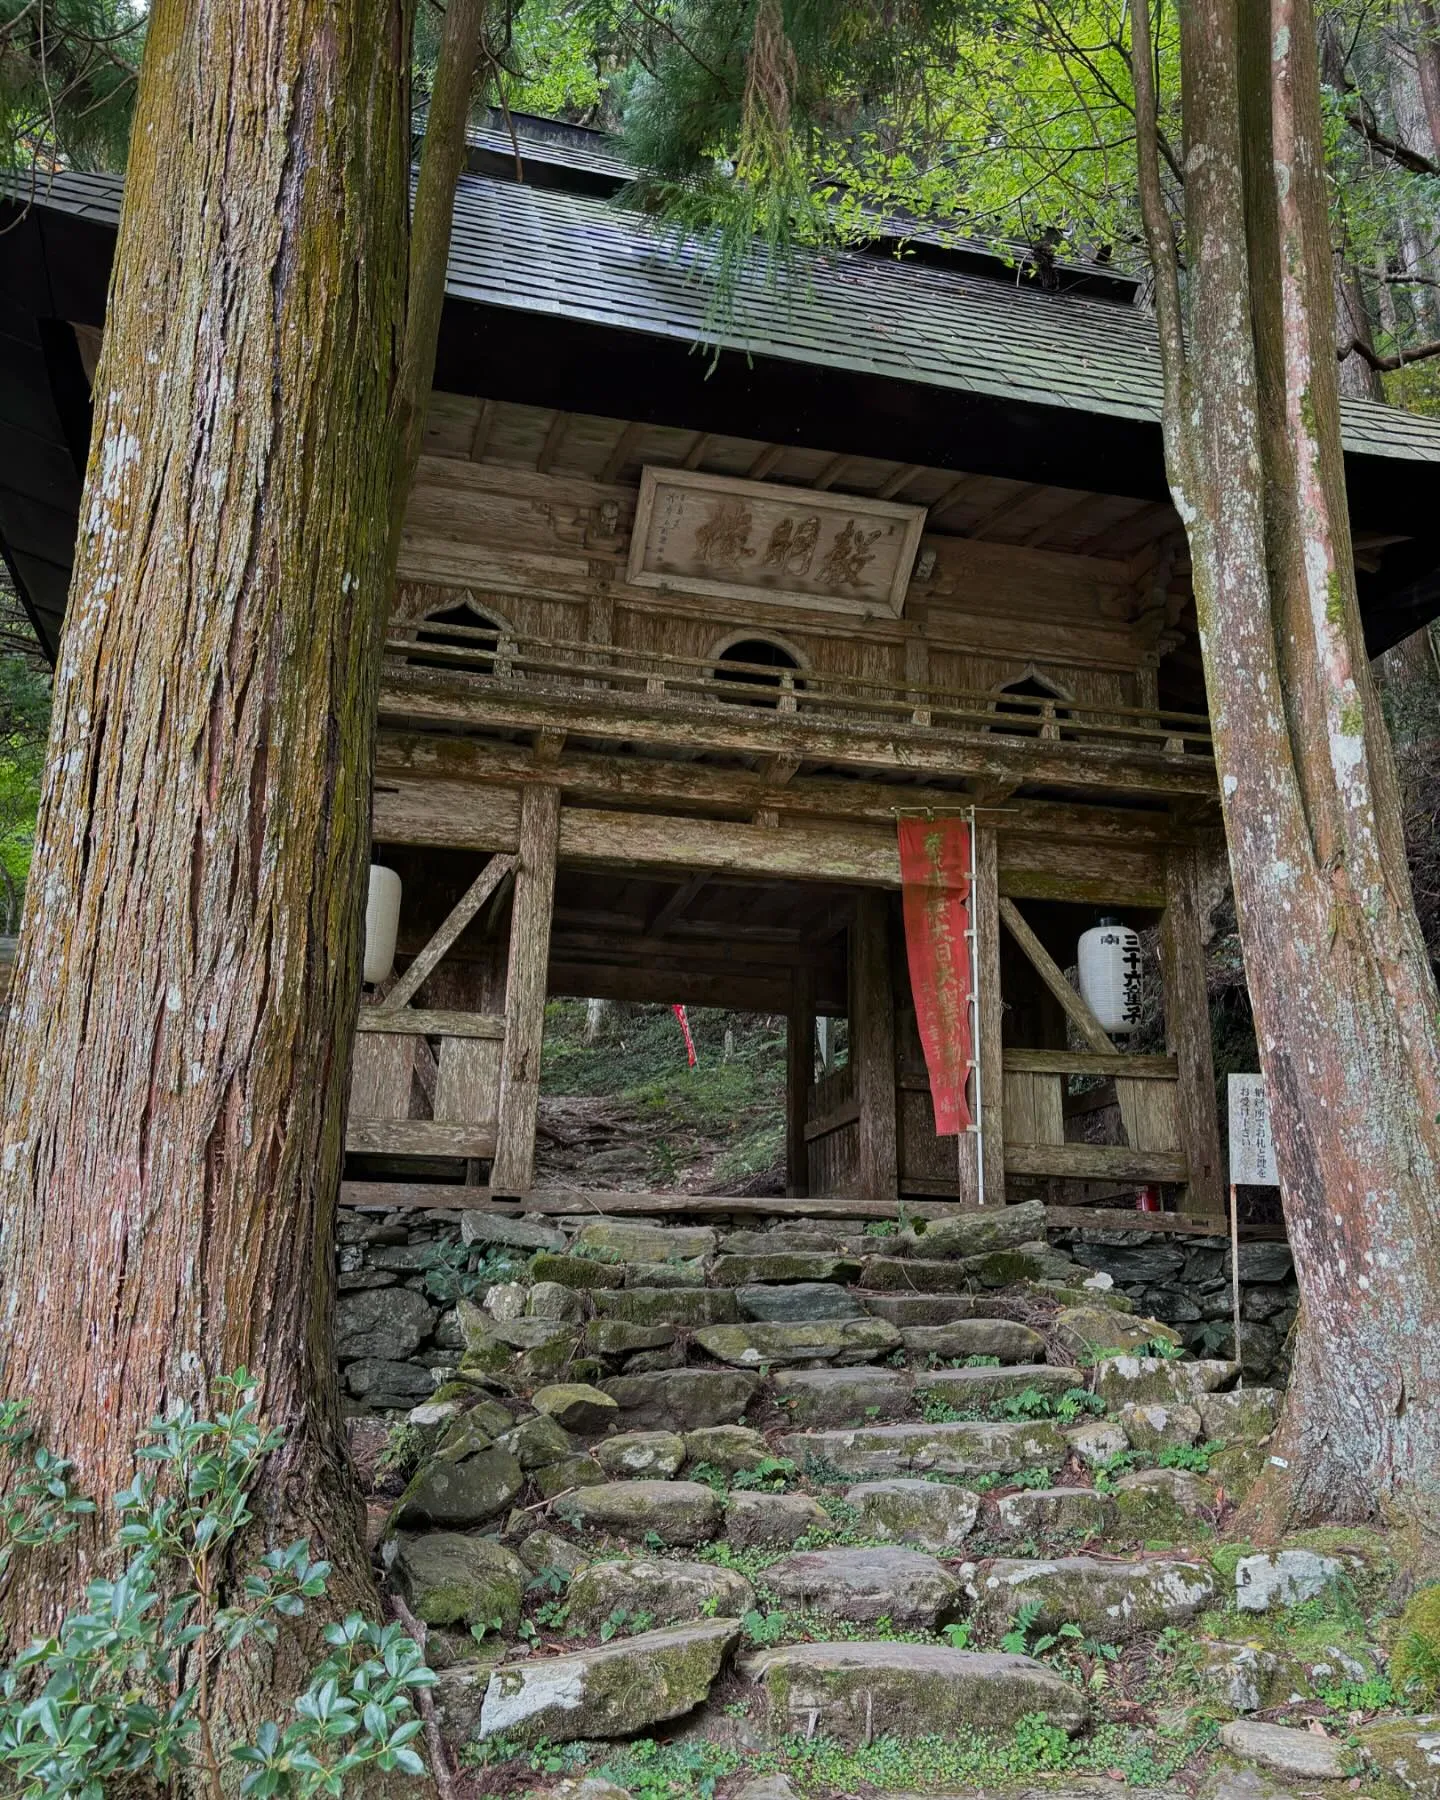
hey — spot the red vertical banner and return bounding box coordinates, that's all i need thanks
[897,817,974,1135]
[672,1003,698,1067]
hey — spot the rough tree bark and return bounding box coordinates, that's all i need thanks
[1132,0,1440,1532]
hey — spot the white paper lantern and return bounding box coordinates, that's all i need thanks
[1077,915,1143,1034]
[364,865,402,985]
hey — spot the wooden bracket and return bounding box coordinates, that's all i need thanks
[997,896,1116,1054]
[374,853,517,1016]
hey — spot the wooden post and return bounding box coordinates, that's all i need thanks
[786,966,815,1197]
[852,891,898,1202]
[490,784,561,1192]
[973,824,1006,1207]
[1161,843,1225,1216]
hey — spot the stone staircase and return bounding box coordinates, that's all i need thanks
[358,1196,1394,1795]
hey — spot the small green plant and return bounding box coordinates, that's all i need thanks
[373,1421,426,1483]
[526,1563,571,1598]
[940,1620,973,1649]
[598,1605,654,1643]
[0,1372,434,1799]
[989,1385,1104,1424]
[999,1600,1046,1654]
[964,1355,1002,1368]
[1007,1466,1055,1490]
[865,1219,899,1237]
[731,1456,796,1493]
[642,1529,666,1551]
[740,1608,790,1647]
[469,1614,506,1644]
[532,1596,570,1630]
[0,1401,95,1589]
[1146,1336,1186,1360]
[1156,1440,1224,1473]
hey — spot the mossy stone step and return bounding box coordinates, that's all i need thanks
[762,1545,960,1629]
[693,1318,902,1369]
[478,1617,739,1745]
[844,1477,979,1550]
[862,1293,975,1327]
[739,1642,1088,1746]
[916,1363,1082,1408]
[860,1257,980,1293]
[711,1253,863,1286]
[593,1287,739,1326]
[776,1418,1066,1478]
[553,1478,722,1545]
[995,1485,1116,1538]
[565,1556,754,1634]
[964,1555,1217,1638]
[899,1319,1047,1363]
[571,1220,717,1261]
[1093,1354,1237,1407]
[599,1369,760,1432]
[771,1367,912,1427]
[736,1282,866,1323]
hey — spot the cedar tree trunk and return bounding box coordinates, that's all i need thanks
[1132,0,1440,1532]
[0,0,411,1650]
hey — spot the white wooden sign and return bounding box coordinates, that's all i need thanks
[1228,1073,1278,1186]
[627,467,927,618]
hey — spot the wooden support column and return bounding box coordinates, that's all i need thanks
[491,784,561,1192]
[974,823,1006,1207]
[1161,843,1225,1217]
[786,966,815,1197]
[851,892,898,1202]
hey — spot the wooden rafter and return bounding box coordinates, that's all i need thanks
[812,453,849,491]
[967,483,1043,541]
[876,463,924,500]
[600,421,646,484]
[1022,490,1100,548]
[746,443,784,480]
[646,872,709,938]
[535,410,569,474]
[681,431,713,470]
[927,472,981,525]
[468,398,495,462]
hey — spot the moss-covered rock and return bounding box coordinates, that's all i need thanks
[1111,1466,1218,1536]
[392,1532,527,1630]
[776,1418,1065,1480]
[1114,1399,1202,1452]
[596,1430,686,1478]
[584,1320,677,1357]
[572,1220,717,1262]
[683,1424,771,1473]
[740,1642,1087,1746]
[899,1319,1046,1364]
[996,1485,1116,1540]
[565,1556,755,1634]
[1051,1307,1180,1364]
[516,1528,591,1578]
[900,1199,1048,1261]
[530,1253,614,1290]
[496,1413,574,1469]
[709,1252,863,1287]
[1198,1387,1280,1444]
[477,1619,739,1744]
[526,1280,587,1321]
[593,1286,738,1326]
[770,1367,912,1427]
[919,1364,1082,1410]
[860,1257,978,1293]
[725,1490,829,1549]
[623,1258,707,1288]
[764,1546,960,1629]
[965,1555,1215,1639]
[845,1477,979,1550]
[532,1383,619,1434]
[861,1293,974,1327]
[1359,1717,1440,1797]
[533,1453,607,1497]
[601,1369,760,1432]
[694,1318,902,1368]
[1063,1417,1130,1467]
[1094,1355,1237,1408]
[393,1446,524,1530]
[553,1479,723,1545]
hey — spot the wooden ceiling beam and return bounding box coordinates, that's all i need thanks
[535,410,569,474]
[646,872,709,938]
[746,443,785,480]
[927,472,982,525]
[468,398,496,462]
[966,483,1044,541]
[876,463,924,500]
[1072,497,1152,557]
[681,431,713,470]
[812,454,850,491]
[1022,490,1100,548]
[600,421,646,484]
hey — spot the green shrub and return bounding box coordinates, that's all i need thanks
[0,1373,433,1798]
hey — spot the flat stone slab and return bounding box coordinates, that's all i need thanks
[736,1282,866,1323]
[565,1557,755,1634]
[695,1319,901,1368]
[594,1287,739,1326]
[1198,1387,1280,1444]
[861,1257,979,1292]
[862,1293,975,1326]
[762,1546,959,1629]
[725,1490,829,1549]
[711,1253,863,1286]
[1112,1467,1219,1533]
[600,1370,760,1432]
[532,1384,618,1435]
[594,1430,685,1478]
[571,1220,717,1262]
[1359,1718,1440,1798]
[1236,1548,1343,1612]
[965,1556,1216,1639]
[900,1319,1047,1363]
[845,1478,979,1550]
[554,1479,723,1546]
[777,1418,1065,1479]
[460,1211,567,1253]
[1220,1720,1349,1779]
[1051,1306,1180,1363]
[903,1198,1049,1261]
[740,1642,1087,1746]
[996,1486,1116,1539]
[478,1618,739,1744]
[918,1365,1082,1409]
[393,1446,523,1530]
[771,1367,912,1427]
[1115,1400,1202,1453]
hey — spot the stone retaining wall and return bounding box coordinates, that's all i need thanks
[336,1208,1296,1410]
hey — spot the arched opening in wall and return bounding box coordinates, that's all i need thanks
[710,636,806,708]
[987,673,1071,738]
[407,598,508,674]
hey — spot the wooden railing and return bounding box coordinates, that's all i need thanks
[382,620,1213,760]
